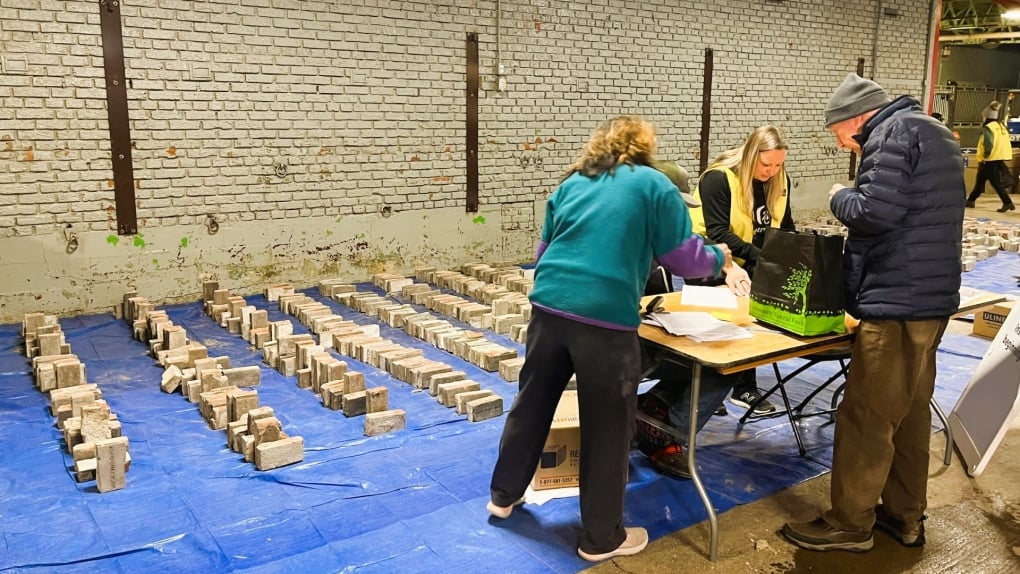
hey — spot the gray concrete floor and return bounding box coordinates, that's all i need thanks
[585,428,1020,573]
[585,201,1020,573]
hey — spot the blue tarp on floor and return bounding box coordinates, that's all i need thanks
[1,251,1016,573]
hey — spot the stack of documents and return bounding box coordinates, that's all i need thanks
[642,311,752,342]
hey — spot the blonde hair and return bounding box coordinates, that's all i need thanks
[567,115,657,178]
[708,125,789,217]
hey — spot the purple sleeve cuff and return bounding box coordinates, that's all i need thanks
[535,240,549,263]
[657,236,723,279]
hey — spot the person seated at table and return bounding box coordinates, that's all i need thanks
[636,126,794,478]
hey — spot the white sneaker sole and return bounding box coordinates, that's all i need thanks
[577,527,649,562]
[486,497,525,519]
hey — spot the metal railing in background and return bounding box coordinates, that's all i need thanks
[934,86,1020,128]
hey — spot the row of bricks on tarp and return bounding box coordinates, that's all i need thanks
[120,291,302,471]
[201,281,410,435]
[361,262,534,348]
[21,312,129,492]
[203,277,506,429]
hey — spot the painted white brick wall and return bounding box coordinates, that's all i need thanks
[0,0,935,318]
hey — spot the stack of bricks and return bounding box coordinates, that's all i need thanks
[962,220,1020,271]
[226,404,304,471]
[124,287,300,471]
[370,276,526,380]
[413,265,533,345]
[191,282,304,469]
[800,217,1020,273]
[23,313,130,493]
[254,278,408,436]
[321,281,504,424]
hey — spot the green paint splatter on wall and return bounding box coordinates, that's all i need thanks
[106,235,119,246]
[335,217,343,223]
[325,230,333,236]
[472,215,486,224]
[133,234,145,248]
[180,237,189,248]
[152,258,160,269]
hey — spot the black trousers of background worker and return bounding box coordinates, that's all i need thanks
[490,307,640,555]
[967,160,1015,208]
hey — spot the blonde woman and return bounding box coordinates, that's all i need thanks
[692,125,795,414]
[487,116,747,562]
[635,127,795,480]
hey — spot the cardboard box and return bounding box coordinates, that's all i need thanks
[973,301,1016,339]
[531,390,580,491]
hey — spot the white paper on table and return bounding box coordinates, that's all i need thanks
[679,284,738,309]
[958,286,987,308]
[642,311,752,341]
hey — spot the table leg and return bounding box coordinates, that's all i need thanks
[688,363,718,561]
[930,398,954,466]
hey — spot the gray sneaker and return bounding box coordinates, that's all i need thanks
[874,504,926,547]
[731,390,777,414]
[782,518,874,552]
[577,527,649,562]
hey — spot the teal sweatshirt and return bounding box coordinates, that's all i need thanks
[530,164,724,329]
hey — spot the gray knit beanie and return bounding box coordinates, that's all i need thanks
[823,73,892,127]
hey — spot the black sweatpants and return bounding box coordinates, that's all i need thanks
[489,307,640,554]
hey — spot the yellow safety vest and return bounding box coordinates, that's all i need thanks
[690,167,788,267]
[978,121,1012,162]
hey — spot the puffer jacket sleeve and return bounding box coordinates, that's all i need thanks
[830,125,912,236]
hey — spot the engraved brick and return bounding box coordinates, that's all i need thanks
[437,380,481,407]
[455,389,495,414]
[95,436,129,493]
[366,387,389,413]
[364,409,406,436]
[467,395,504,422]
[429,370,466,396]
[342,391,367,417]
[255,436,303,470]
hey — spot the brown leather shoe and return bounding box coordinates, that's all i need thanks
[782,518,874,552]
[996,204,1016,213]
[874,504,926,547]
[966,200,976,208]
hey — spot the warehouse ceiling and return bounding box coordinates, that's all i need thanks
[940,0,1020,45]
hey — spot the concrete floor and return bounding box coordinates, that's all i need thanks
[585,429,1020,574]
[585,199,1020,574]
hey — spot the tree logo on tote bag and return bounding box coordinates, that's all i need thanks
[783,266,813,314]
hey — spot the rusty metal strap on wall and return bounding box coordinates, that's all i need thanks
[699,49,713,174]
[466,33,479,213]
[99,0,137,235]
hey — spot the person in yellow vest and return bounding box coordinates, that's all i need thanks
[689,125,795,414]
[966,101,1016,213]
[634,126,794,479]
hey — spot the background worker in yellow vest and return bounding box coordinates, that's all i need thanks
[634,126,796,480]
[966,101,1016,213]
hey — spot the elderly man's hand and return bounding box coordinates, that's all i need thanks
[829,183,846,199]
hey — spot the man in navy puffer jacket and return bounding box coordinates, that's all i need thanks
[784,74,965,553]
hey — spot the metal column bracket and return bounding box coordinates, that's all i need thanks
[465,33,479,213]
[99,0,138,235]
[699,49,713,174]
